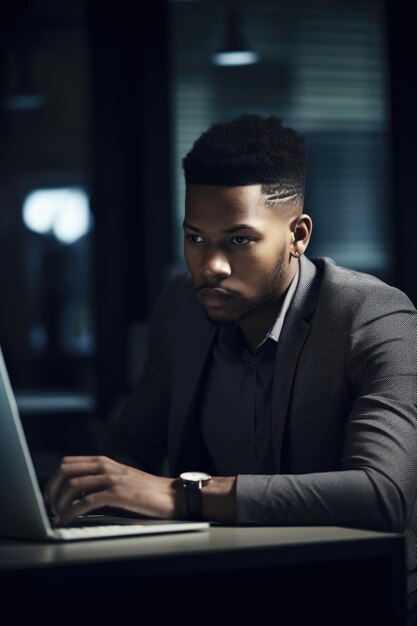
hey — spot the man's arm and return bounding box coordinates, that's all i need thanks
[44,273,238,525]
[43,455,237,526]
[107,278,175,474]
[233,289,417,532]
[45,279,417,531]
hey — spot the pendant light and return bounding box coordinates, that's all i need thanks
[212,6,260,67]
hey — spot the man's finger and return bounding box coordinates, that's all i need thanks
[53,474,110,520]
[56,489,112,526]
[44,460,105,514]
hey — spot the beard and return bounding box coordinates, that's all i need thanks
[207,248,287,328]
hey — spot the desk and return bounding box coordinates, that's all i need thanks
[0,525,406,625]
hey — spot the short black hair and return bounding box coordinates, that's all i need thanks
[182,113,307,200]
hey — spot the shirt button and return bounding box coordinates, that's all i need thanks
[246,366,254,374]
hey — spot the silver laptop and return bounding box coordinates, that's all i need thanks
[0,346,209,541]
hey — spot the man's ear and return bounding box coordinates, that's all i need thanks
[290,214,313,257]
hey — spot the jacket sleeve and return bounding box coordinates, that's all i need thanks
[237,287,417,532]
[110,281,174,475]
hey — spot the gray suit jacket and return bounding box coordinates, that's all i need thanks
[117,255,417,591]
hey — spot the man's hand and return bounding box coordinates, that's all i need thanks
[44,456,181,526]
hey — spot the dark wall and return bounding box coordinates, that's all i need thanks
[0,1,172,469]
[385,0,417,306]
[86,0,173,418]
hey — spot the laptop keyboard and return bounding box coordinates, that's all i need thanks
[53,524,149,540]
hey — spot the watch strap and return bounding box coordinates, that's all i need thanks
[183,482,203,521]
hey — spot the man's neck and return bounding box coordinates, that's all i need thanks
[239,266,298,353]
[239,298,283,353]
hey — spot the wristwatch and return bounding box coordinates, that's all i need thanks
[179,471,211,521]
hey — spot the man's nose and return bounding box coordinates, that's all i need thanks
[199,249,231,280]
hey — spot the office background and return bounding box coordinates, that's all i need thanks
[0,0,415,483]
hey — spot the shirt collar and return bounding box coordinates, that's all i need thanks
[256,266,300,349]
[217,265,300,355]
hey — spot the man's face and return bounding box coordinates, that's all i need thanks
[184,184,299,324]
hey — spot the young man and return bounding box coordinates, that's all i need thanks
[45,114,417,618]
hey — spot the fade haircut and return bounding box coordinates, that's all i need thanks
[182,113,307,207]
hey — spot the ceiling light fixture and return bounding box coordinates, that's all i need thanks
[212,8,260,67]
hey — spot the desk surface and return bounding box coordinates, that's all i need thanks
[0,524,404,572]
[0,525,406,626]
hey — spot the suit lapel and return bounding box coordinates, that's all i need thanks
[271,256,320,471]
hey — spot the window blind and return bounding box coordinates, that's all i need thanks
[169,0,391,278]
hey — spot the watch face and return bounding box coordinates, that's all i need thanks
[180,471,211,483]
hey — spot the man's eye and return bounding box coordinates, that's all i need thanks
[232,236,252,245]
[186,234,204,243]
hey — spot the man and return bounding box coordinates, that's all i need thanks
[45,114,417,621]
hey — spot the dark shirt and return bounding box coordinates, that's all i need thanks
[200,270,299,476]
[201,327,277,474]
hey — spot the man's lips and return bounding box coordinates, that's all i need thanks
[197,287,236,308]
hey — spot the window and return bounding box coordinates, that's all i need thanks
[23,186,94,360]
[169,0,392,281]
[0,1,95,411]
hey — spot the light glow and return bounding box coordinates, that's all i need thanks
[23,192,55,233]
[211,50,260,66]
[23,187,91,244]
